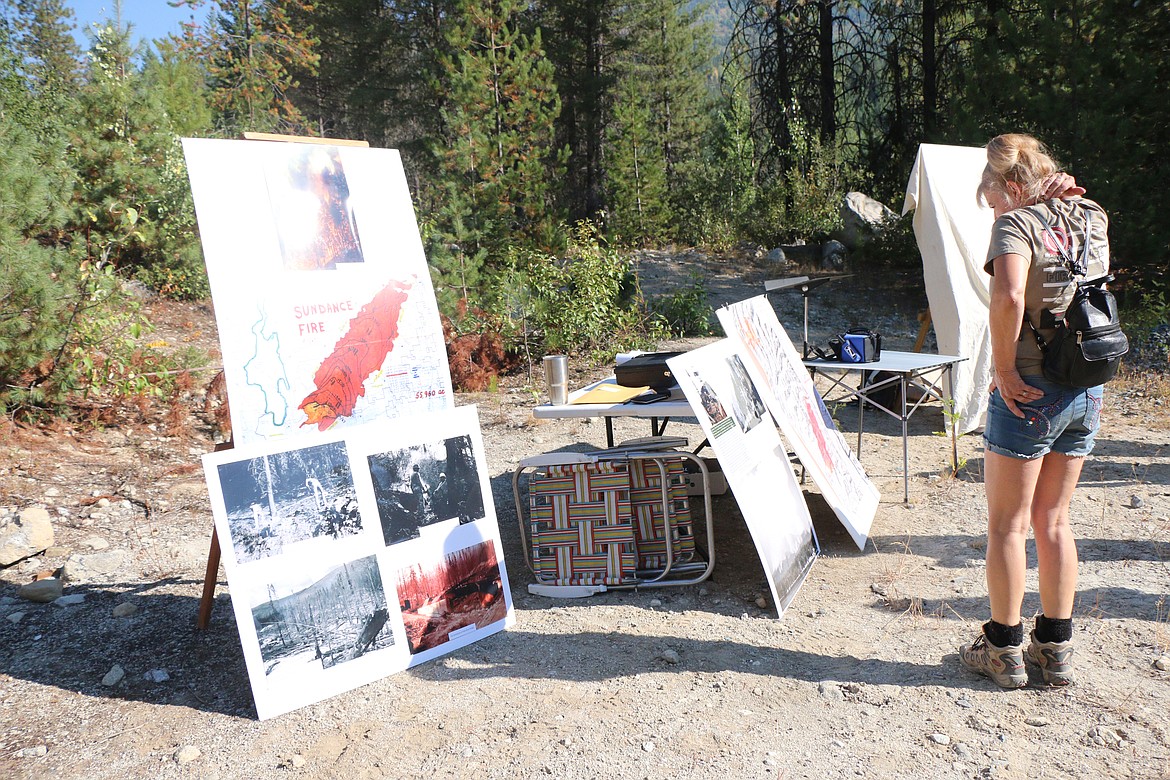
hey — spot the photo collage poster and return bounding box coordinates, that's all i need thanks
[717,296,879,551]
[202,405,514,720]
[667,342,819,617]
[182,139,453,447]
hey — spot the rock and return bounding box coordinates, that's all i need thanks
[102,665,125,686]
[0,506,55,565]
[929,733,951,745]
[7,611,25,623]
[835,191,897,250]
[112,602,138,618]
[765,247,788,265]
[144,668,170,683]
[649,598,662,608]
[659,649,680,665]
[290,754,306,768]
[19,578,63,603]
[96,497,111,508]
[1153,656,1169,671]
[821,240,848,271]
[174,745,201,764]
[642,741,655,752]
[63,550,126,582]
[17,744,47,758]
[1129,495,1144,509]
[81,536,109,551]
[44,487,61,498]
[1025,717,1049,727]
[52,593,86,607]
[817,681,845,701]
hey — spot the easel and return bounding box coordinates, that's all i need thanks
[196,132,370,630]
[764,275,850,358]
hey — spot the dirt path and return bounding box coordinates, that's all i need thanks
[1,258,1168,780]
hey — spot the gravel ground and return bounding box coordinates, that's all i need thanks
[1,252,1168,780]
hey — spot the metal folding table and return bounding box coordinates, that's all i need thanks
[802,350,967,502]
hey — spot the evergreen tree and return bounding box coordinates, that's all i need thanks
[539,0,622,221]
[605,73,669,244]
[70,21,210,296]
[607,0,713,242]
[0,20,77,411]
[432,0,566,305]
[174,0,320,134]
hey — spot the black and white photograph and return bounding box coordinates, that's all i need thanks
[250,555,394,677]
[726,353,768,433]
[367,434,485,545]
[216,440,362,563]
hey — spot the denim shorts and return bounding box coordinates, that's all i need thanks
[983,376,1103,459]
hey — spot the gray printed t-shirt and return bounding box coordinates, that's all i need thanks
[984,197,1111,375]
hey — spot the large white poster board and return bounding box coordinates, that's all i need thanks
[183,139,453,446]
[718,297,878,551]
[202,405,513,720]
[667,341,818,616]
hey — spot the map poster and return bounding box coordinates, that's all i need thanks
[183,139,453,446]
[202,405,514,720]
[717,297,878,551]
[667,341,818,617]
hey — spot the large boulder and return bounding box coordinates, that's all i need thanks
[0,506,55,566]
[835,191,897,250]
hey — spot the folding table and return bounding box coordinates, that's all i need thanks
[803,350,967,502]
[531,377,695,447]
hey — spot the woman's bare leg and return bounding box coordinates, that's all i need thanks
[984,450,1044,627]
[1030,452,1083,620]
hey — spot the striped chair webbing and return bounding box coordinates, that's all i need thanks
[528,461,637,586]
[627,457,695,569]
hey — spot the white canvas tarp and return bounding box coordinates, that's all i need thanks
[902,143,994,434]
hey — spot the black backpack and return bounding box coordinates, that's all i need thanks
[1025,214,1128,387]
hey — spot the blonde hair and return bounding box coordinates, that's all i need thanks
[976,133,1060,209]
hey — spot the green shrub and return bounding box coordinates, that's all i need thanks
[488,222,667,363]
[649,272,715,336]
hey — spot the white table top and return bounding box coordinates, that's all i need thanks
[531,376,694,419]
[802,350,966,373]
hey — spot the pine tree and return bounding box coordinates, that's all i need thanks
[605,73,669,244]
[174,0,320,134]
[0,19,77,412]
[607,0,713,242]
[69,21,210,296]
[432,0,566,305]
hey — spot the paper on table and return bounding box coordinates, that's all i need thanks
[570,382,650,404]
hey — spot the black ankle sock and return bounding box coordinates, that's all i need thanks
[983,619,1023,647]
[1034,615,1073,643]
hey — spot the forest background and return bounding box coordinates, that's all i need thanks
[2,0,1168,420]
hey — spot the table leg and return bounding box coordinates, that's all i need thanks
[856,387,865,458]
[948,364,958,473]
[605,417,615,448]
[901,374,910,503]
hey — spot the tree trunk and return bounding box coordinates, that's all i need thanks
[818,1,835,142]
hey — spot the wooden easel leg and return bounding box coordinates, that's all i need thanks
[197,437,234,629]
[913,309,933,353]
[196,527,221,630]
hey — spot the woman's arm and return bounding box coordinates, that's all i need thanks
[989,252,1043,417]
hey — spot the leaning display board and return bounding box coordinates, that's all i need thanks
[667,341,818,616]
[202,405,513,720]
[717,296,878,551]
[182,139,453,446]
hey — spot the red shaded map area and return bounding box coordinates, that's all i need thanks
[299,279,412,430]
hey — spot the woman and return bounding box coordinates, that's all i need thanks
[960,133,1109,688]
